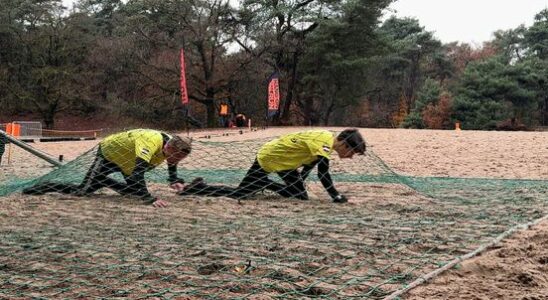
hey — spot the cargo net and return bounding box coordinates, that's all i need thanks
[0,130,547,299]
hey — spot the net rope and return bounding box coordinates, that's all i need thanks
[0,129,547,299]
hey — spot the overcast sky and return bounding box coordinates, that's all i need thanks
[385,0,547,45]
[63,0,547,46]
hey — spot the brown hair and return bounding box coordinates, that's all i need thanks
[168,136,192,154]
[337,129,366,155]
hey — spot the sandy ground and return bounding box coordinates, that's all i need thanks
[3,127,547,179]
[407,219,548,300]
[0,127,547,299]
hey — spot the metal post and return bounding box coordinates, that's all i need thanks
[0,130,63,167]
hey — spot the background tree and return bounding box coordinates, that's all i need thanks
[452,57,540,129]
[235,0,352,124]
[422,91,452,129]
[401,78,441,129]
[524,9,548,60]
[360,16,442,127]
[298,0,392,125]
[452,9,548,129]
[523,9,548,125]
[1,2,546,130]
[0,0,94,128]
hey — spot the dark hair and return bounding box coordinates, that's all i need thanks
[337,129,366,155]
[168,136,192,154]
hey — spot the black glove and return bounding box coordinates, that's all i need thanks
[332,194,348,203]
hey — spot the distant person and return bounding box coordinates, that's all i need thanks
[23,129,192,208]
[0,130,7,165]
[178,129,365,203]
[235,113,247,127]
[218,116,225,128]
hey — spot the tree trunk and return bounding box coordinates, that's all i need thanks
[404,55,421,113]
[543,96,548,126]
[279,52,300,125]
[322,101,336,126]
[303,97,315,126]
[43,113,55,129]
[204,84,217,127]
[36,91,57,129]
[206,99,216,128]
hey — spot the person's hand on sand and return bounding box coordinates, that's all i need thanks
[307,190,320,201]
[152,199,169,208]
[169,182,185,192]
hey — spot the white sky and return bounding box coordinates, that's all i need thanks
[385,0,548,45]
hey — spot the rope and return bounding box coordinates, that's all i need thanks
[384,213,548,300]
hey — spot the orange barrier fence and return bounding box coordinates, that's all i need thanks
[6,123,21,137]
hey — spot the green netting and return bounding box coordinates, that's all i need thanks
[0,136,547,299]
[0,136,401,196]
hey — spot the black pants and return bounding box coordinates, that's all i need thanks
[180,160,308,200]
[22,148,148,197]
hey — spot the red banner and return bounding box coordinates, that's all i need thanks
[267,72,280,117]
[180,48,189,106]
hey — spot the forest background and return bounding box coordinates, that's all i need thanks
[1,0,546,131]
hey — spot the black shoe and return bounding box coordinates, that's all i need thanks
[178,177,206,195]
[332,195,348,203]
[22,182,54,195]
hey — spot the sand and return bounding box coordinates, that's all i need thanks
[0,127,547,299]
